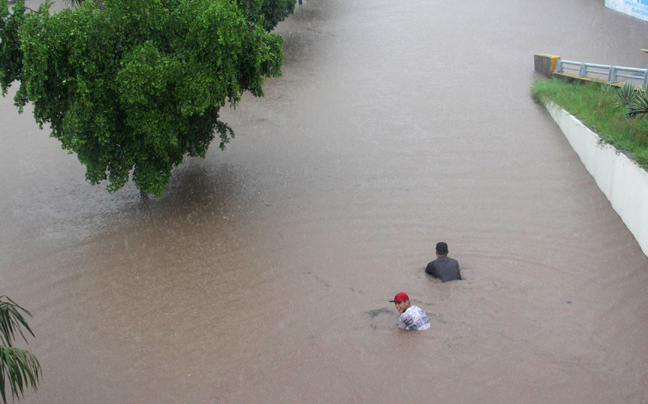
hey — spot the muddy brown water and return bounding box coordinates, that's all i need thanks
[2,0,648,402]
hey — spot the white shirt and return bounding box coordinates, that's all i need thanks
[398,305,431,330]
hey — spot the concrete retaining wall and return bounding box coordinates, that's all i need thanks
[605,0,648,23]
[545,101,648,256]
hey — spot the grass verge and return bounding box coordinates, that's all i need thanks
[531,78,648,167]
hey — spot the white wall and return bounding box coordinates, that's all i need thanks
[606,0,648,23]
[545,101,648,256]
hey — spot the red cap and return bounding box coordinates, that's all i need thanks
[390,292,409,303]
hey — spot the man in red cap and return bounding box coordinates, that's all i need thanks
[390,292,430,330]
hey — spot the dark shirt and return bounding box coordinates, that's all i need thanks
[425,256,462,282]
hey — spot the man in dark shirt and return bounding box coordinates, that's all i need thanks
[425,242,462,282]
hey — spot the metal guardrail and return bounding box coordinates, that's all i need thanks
[554,59,648,87]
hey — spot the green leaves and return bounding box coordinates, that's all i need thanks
[0,297,34,348]
[0,346,41,404]
[0,0,27,95]
[0,296,41,404]
[1,0,287,198]
[625,85,648,119]
[611,82,648,119]
[614,82,637,110]
[236,0,296,31]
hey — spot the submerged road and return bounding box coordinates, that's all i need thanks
[2,0,648,402]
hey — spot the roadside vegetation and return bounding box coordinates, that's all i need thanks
[0,296,40,404]
[531,78,648,167]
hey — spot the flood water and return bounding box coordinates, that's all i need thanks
[3,0,648,402]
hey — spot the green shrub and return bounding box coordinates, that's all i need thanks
[615,82,637,110]
[627,85,648,119]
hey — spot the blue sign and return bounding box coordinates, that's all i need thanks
[606,0,648,21]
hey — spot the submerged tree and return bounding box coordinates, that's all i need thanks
[0,296,41,404]
[64,0,297,32]
[237,0,297,32]
[0,0,285,198]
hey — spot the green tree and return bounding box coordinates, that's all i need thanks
[64,0,297,31]
[237,0,296,31]
[0,0,284,198]
[0,296,41,404]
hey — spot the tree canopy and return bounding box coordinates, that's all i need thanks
[0,0,293,198]
[238,0,296,32]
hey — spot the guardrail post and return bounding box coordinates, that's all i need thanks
[609,66,617,83]
[555,59,563,72]
[578,63,588,77]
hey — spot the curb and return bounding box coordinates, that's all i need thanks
[544,101,648,257]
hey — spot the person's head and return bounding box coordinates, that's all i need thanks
[390,292,411,314]
[435,241,449,256]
